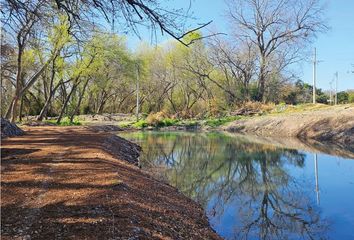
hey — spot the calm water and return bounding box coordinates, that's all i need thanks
[119,131,354,240]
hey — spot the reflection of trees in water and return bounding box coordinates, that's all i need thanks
[234,154,327,240]
[133,132,329,240]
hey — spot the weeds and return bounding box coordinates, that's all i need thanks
[44,117,81,126]
[204,116,242,127]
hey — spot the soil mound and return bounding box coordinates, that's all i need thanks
[1,118,24,138]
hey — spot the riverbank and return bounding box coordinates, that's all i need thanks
[224,104,354,145]
[17,104,354,145]
[1,126,220,239]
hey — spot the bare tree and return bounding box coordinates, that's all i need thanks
[208,36,257,102]
[226,0,327,101]
[3,0,211,46]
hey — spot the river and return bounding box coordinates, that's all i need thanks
[119,131,354,240]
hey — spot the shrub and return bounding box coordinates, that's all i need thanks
[160,118,178,127]
[146,111,167,126]
[146,111,179,127]
[44,116,81,126]
[132,119,148,128]
[349,92,354,103]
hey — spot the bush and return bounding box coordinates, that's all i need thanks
[146,111,167,126]
[337,91,349,104]
[160,118,178,127]
[145,111,179,127]
[44,116,81,126]
[132,119,148,128]
[349,92,354,103]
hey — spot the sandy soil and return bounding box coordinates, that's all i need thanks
[1,126,220,240]
[225,104,354,145]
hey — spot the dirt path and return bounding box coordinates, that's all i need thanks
[225,104,354,145]
[1,126,220,240]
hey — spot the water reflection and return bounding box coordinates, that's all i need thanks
[314,153,320,205]
[119,132,352,240]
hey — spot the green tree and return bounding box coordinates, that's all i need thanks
[337,91,349,104]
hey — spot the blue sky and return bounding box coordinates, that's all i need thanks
[125,0,354,91]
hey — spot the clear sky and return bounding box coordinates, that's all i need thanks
[125,0,354,91]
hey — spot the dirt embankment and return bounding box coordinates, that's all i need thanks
[1,118,24,138]
[1,126,220,240]
[225,105,354,145]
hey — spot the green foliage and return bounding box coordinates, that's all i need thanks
[204,116,241,127]
[159,118,179,127]
[118,122,132,128]
[48,15,72,51]
[4,12,350,123]
[337,91,349,103]
[132,119,148,128]
[316,93,329,104]
[45,117,81,126]
[178,120,199,127]
[131,117,179,128]
[349,92,354,103]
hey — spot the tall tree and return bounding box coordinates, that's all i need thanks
[2,1,71,122]
[226,0,327,101]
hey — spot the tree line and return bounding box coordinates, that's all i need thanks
[3,0,348,123]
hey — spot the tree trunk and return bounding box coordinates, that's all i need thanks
[7,55,53,122]
[38,56,58,121]
[57,84,77,124]
[257,56,266,102]
[10,97,19,123]
[5,98,15,120]
[7,40,24,122]
[19,96,24,122]
[96,91,108,114]
[37,83,61,121]
[70,78,89,123]
[96,99,106,115]
[257,74,265,102]
[37,96,52,121]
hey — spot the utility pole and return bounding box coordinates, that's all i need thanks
[329,81,332,105]
[136,64,139,121]
[335,71,338,105]
[312,47,317,104]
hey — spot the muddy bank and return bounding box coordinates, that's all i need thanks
[1,126,220,240]
[225,105,354,145]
